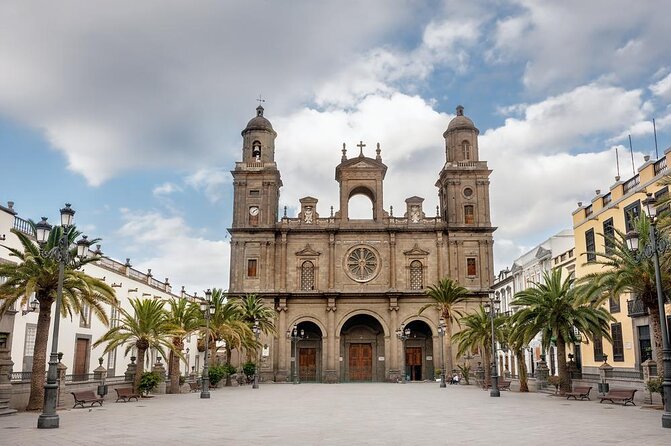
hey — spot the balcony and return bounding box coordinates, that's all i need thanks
[627,298,648,317]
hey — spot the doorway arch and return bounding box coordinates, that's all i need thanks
[339,314,386,382]
[403,319,434,381]
[290,320,324,383]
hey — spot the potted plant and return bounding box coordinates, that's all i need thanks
[138,371,163,397]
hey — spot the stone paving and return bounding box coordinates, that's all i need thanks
[1,383,670,446]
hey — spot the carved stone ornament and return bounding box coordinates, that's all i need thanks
[344,245,380,282]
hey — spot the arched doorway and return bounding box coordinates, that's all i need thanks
[339,314,385,382]
[404,320,434,381]
[293,321,323,383]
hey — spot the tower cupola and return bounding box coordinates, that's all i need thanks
[241,105,277,163]
[443,105,480,163]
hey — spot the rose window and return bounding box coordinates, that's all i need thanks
[345,246,379,282]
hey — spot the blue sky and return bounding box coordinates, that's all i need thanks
[1,0,670,292]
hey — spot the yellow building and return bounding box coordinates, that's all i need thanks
[572,149,671,384]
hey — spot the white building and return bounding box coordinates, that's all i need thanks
[492,229,575,380]
[0,201,203,408]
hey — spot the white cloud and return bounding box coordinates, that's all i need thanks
[650,73,671,100]
[116,209,229,293]
[153,182,182,197]
[185,168,231,203]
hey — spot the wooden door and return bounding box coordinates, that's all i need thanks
[406,347,422,381]
[299,348,317,382]
[348,343,372,381]
[73,338,89,381]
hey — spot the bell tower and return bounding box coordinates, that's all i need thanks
[231,105,283,228]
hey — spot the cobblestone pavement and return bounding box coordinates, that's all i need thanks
[1,383,670,446]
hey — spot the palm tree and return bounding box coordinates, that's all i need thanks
[207,289,251,385]
[581,215,670,377]
[501,314,530,392]
[418,278,469,371]
[511,269,612,394]
[94,298,177,393]
[0,225,116,411]
[452,306,504,383]
[230,294,276,361]
[165,297,201,394]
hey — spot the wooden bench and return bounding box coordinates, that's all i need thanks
[188,382,200,392]
[71,390,104,409]
[566,386,592,401]
[483,379,512,390]
[115,387,140,403]
[599,388,637,406]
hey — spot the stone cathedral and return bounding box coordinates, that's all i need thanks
[228,104,495,383]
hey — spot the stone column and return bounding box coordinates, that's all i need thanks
[535,355,549,389]
[328,233,335,289]
[389,233,396,289]
[324,297,337,383]
[280,232,288,291]
[389,299,399,379]
[125,356,137,383]
[435,232,443,280]
[276,300,288,382]
[57,353,67,409]
[152,357,167,394]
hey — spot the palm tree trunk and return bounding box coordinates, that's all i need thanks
[134,345,147,394]
[225,345,232,387]
[168,338,183,394]
[483,347,492,383]
[26,298,53,411]
[557,340,570,395]
[515,348,529,392]
[648,307,666,377]
[445,318,454,372]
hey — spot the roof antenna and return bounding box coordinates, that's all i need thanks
[615,146,620,180]
[628,134,635,175]
[653,118,659,159]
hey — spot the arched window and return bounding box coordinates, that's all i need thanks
[252,141,262,161]
[409,260,423,290]
[462,140,471,160]
[300,261,315,291]
[464,205,474,224]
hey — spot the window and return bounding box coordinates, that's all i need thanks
[464,205,474,224]
[609,295,620,313]
[23,323,37,371]
[585,229,596,262]
[247,259,258,277]
[300,261,315,291]
[603,218,614,254]
[461,141,471,160]
[624,200,641,232]
[80,304,92,328]
[409,260,423,290]
[638,325,652,363]
[593,335,604,362]
[249,189,260,197]
[611,323,624,362]
[252,141,261,160]
[466,258,477,276]
[655,187,669,217]
[107,349,116,375]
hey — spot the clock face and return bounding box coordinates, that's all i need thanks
[249,206,259,216]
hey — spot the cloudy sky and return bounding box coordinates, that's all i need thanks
[1,0,670,293]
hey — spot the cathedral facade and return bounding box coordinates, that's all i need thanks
[228,105,495,383]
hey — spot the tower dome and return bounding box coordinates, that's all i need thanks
[242,105,275,135]
[445,105,478,135]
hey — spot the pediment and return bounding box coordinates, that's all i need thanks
[535,247,551,259]
[510,262,522,273]
[403,243,430,256]
[295,244,321,257]
[350,160,377,169]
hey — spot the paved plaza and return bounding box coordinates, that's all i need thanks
[1,383,670,446]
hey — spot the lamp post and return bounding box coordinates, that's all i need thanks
[625,193,671,428]
[199,289,215,399]
[396,324,411,383]
[486,292,501,398]
[286,324,304,384]
[38,204,92,429]
[438,318,447,388]
[252,321,260,389]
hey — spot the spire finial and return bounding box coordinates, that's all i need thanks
[341,143,347,161]
[357,140,366,157]
[376,142,381,161]
[456,105,464,116]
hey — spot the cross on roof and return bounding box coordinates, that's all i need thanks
[256,94,266,105]
[357,140,366,156]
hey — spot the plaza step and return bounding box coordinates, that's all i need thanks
[0,399,17,416]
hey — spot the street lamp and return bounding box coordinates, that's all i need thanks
[396,324,411,384]
[486,292,501,398]
[199,289,215,399]
[625,193,671,428]
[38,204,92,429]
[438,318,447,388]
[286,324,304,384]
[252,321,260,389]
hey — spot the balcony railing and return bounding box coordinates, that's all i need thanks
[654,157,668,176]
[10,371,33,382]
[627,298,648,317]
[13,216,32,235]
[623,175,640,194]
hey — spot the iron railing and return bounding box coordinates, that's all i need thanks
[623,175,640,193]
[627,298,648,317]
[654,157,668,176]
[602,193,612,205]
